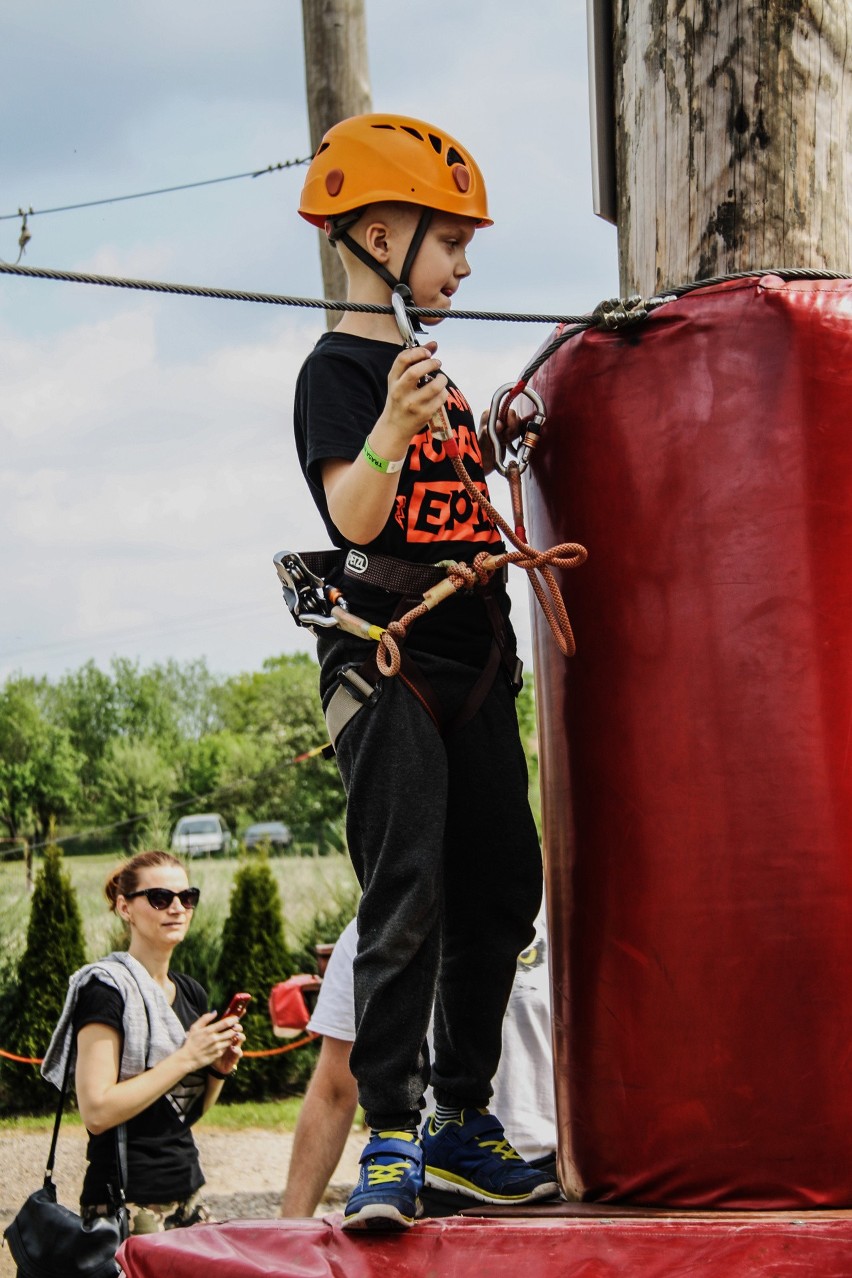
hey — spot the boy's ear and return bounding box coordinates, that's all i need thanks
[362,220,392,262]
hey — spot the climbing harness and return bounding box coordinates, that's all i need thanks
[275,290,588,746]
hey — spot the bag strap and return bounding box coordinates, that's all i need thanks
[44,1041,127,1205]
[111,1121,128,1209]
[43,1042,73,1180]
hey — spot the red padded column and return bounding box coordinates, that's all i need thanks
[527,277,852,1207]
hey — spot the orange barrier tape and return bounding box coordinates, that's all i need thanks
[1,1034,318,1067]
[242,1033,318,1057]
[292,745,330,762]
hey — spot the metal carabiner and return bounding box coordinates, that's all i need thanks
[391,288,419,350]
[391,286,453,443]
[273,551,342,632]
[485,383,547,477]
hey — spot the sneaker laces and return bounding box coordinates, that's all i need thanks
[477,1136,523,1162]
[364,1130,419,1186]
[366,1160,413,1186]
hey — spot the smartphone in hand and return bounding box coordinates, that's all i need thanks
[222,992,252,1020]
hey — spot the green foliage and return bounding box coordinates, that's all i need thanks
[2,651,343,854]
[213,853,303,1100]
[0,677,82,841]
[174,912,223,995]
[215,654,345,842]
[110,657,199,749]
[132,800,174,854]
[0,843,87,1110]
[96,738,176,851]
[50,661,119,793]
[173,731,264,836]
[289,877,361,975]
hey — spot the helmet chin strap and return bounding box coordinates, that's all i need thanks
[332,208,434,332]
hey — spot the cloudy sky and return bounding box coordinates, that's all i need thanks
[0,1,618,685]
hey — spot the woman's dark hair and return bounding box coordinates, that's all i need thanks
[104,850,186,912]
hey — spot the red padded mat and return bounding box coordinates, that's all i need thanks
[115,1211,852,1277]
[527,276,852,1207]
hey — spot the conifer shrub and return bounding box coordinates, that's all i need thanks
[289,880,360,975]
[174,912,223,995]
[0,843,86,1112]
[213,853,309,1100]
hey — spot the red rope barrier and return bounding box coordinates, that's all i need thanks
[1,1033,318,1067]
[242,1033,318,1057]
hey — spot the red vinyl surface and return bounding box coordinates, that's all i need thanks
[527,276,852,1208]
[115,1213,852,1278]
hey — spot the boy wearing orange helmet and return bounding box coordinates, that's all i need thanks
[293,114,558,1231]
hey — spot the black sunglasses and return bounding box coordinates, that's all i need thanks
[124,887,201,910]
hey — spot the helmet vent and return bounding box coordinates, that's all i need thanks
[446,146,466,168]
[451,164,470,193]
[316,142,330,155]
[428,133,442,153]
[402,126,424,140]
[372,123,395,130]
[325,168,345,197]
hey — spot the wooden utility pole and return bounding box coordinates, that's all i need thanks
[612,1,852,296]
[301,0,372,327]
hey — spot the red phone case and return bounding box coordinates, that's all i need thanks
[224,992,252,1019]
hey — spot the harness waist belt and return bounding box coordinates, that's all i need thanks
[299,548,505,598]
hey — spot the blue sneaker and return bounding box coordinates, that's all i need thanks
[342,1131,424,1231]
[421,1109,560,1205]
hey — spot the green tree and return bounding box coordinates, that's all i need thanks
[172,730,264,836]
[29,726,84,844]
[96,737,176,851]
[0,678,81,841]
[213,854,301,1099]
[50,660,118,793]
[1,842,87,1111]
[111,657,219,747]
[217,654,344,844]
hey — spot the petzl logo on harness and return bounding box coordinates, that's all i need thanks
[346,549,369,574]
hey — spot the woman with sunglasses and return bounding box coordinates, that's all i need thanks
[42,849,244,1235]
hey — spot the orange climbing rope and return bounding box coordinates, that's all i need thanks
[0,1035,318,1067]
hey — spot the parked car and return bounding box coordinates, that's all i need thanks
[242,821,293,853]
[171,813,233,858]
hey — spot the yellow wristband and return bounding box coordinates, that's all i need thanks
[363,437,405,474]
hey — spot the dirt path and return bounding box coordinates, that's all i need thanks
[0,1124,366,1278]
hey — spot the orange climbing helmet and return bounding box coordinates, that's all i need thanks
[299,112,493,230]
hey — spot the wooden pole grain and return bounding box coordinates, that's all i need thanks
[301,0,372,326]
[613,0,852,295]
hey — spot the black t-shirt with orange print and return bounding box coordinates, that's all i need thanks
[294,330,513,665]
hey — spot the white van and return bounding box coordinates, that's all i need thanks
[171,813,232,857]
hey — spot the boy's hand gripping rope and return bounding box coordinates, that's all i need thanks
[357,294,588,676]
[371,384,587,677]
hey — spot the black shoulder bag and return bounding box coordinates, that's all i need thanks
[3,1049,129,1278]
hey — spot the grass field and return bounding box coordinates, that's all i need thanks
[0,1097,307,1133]
[0,850,360,967]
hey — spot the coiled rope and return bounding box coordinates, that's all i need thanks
[375,458,587,676]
